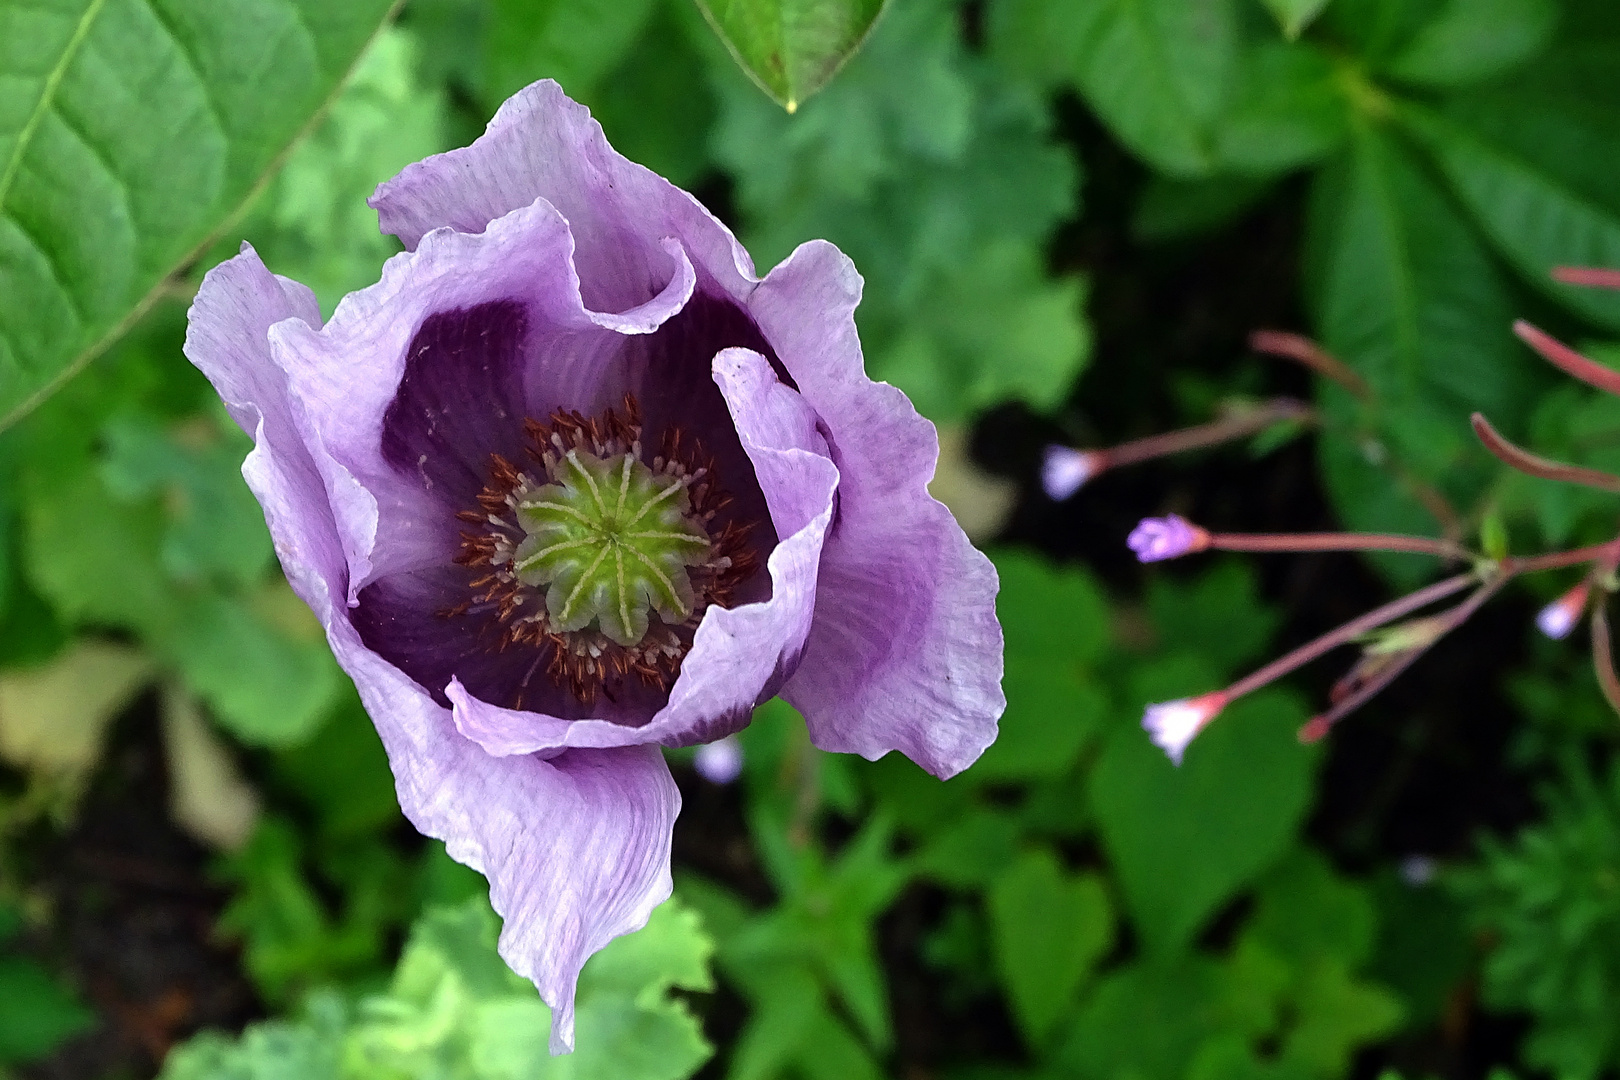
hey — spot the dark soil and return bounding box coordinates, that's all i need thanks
[12,696,262,1080]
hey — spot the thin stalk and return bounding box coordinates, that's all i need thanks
[1592,604,1620,718]
[1514,320,1620,398]
[1223,572,1477,702]
[1308,578,1505,731]
[1472,413,1620,493]
[1249,330,1372,400]
[1099,399,1313,469]
[1507,539,1620,575]
[1554,267,1620,291]
[1209,531,1468,560]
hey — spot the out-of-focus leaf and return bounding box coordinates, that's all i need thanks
[1305,125,1535,579]
[1404,48,1620,331]
[0,639,148,778]
[876,240,1088,421]
[216,817,412,1004]
[485,0,657,109]
[162,589,341,747]
[99,413,272,588]
[0,0,400,426]
[0,954,95,1064]
[1060,0,1240,176]
[1092,679,1315,952]
[24,468,175,634]
[695,0,888,110]
[1147,561,1279,673]
[1215,43,1349,176]
[1260,0,1332,39]
[240,25,446,312]
[586,0,717,189]
[1246,851,1376,968]
[972,549,1111,782]
[988,848,1113,1047]
[272,687,402,838]
[1318,0,1444,63]
[1385,0,1557,87]
[1133,175,1274,242]
[1059,957,1228,1080]
[984,0,1094,90]
[161,683,261,851]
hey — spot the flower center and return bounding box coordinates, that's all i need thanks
[451,397,758,707]
[511,447,710,647]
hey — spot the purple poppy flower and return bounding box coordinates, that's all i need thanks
[183,80,1003,1051]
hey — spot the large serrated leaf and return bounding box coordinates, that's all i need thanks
[0,0,399,427]
[695,0,887,110]
[1400,47,1620,331]
[1062,0,1241,177]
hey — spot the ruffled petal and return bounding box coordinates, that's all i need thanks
[187,247,681,1057]
[449,347,839,754]
[370,80,756,313]
[747,242,1006,778]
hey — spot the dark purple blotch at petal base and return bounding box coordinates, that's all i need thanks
[353,289,788,720]
[380,300,532,513]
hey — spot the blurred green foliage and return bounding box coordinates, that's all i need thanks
[160,895,715,1080]
[1456,762,1620,1080]
[2,0,1620,1077]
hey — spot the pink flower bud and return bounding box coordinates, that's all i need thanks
[1536,584,1589,641]
[1041,446,1101,501]
[1128,515,1210,563]
[1142,691,1228,765]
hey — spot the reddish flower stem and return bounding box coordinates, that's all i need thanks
[1248,330,1373,401]
[1471,413,1620,493]
[1591,604,1620,717]
[1513,320,1620,398]
[1307,577,1506,732]
[1208,532,1468,560]
[1507,538,1620,575]
[1223,572,1476,702]
[1554,267,1620,291]
[1097,398,1313,470]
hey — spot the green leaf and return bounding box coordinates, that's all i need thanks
[970,549,1111,782]
[0,0,400,427]
[988,848,1113,1048]
[485,0,658,108]
[873,239,1089,422]
[161,589,341,747]
[1091,682,1316,952]
[271,687,401,838]
[1133,174,1275,242]
[1385,0,1556,88]
[694,0,888,110]
[1304,125,1535,574]
[98,412,272,589]
[1146,561,1279,673]
[1399,55,1620,331]
[1214,43,1349,176]
[1060,0,1241,176]
[0,956,94,1063]
[238,25,445,312]
[1059,957,1229,1080]
[1246,850,1377,968]
[1260,0,1331,40]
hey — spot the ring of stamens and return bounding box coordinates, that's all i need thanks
[449,395,759,708]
